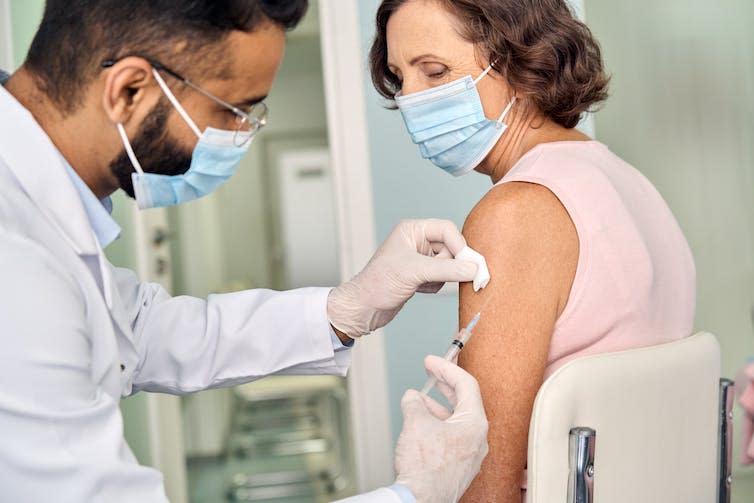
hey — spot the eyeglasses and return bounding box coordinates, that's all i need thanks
[101,58,268,147]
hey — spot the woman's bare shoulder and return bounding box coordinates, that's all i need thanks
[463,180,576,248]
[461,180,579,323]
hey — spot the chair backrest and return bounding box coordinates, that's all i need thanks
[526,333,721,503]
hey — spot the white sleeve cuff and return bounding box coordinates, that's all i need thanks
[330,486,410,503]
[387,484,416,503]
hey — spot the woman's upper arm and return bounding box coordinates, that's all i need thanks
[458,181,579,502]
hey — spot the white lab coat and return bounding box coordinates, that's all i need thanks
[334,488,403,502]
[0,84,400,502]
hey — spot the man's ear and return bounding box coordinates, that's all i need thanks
[101,57,159,126]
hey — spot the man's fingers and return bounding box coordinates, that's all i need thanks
[415,255,478,285]
[434,380,457,407]
[419,219,468,256]
[400,389,430,423]
[430,242,451,257]
[424,355,484,412]
[402,388,452,423]
[419,393,453,420]
[417,282,444,294]
[415,244,472,292]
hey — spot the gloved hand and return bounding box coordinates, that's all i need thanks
[394,355,489,503]
[327,219,478,337]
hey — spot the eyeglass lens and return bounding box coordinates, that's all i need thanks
[233,103,267,146]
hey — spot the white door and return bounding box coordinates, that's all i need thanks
[277,148,341,288]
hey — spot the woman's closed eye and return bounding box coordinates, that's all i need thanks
[420,62,448,80]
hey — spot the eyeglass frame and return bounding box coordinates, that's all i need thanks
[100,57,268,146]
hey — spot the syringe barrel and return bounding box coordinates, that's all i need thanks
[443,343,461,362]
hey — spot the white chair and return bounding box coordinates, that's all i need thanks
[526,332,733,503]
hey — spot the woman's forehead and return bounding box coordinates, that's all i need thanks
[386,1,472,64]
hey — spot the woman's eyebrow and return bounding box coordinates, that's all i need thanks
[409,53,444,65]
[388,53,445,69]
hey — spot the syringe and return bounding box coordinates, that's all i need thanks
[420,312,481,395]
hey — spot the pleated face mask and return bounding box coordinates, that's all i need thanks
[116,69,253,210]
[395,65,515,177]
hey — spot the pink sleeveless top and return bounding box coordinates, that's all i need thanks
[496,141,696,378]
[505,141,696,497]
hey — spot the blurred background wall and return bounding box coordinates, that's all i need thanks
[356,0,754,498]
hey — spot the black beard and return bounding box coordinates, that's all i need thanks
[109,101,193,198]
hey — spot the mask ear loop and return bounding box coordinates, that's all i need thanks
[151,69,202,139]
[473,57,500,85]
[473,64,496,85]
[116,123,145,175]
[496,96,517,126]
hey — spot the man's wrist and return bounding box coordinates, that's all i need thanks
[331,324,353,344]
[328,324,354,350]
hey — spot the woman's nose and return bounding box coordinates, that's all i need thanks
[399,78,426,97]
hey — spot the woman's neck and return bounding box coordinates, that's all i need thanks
[479,110,592,184]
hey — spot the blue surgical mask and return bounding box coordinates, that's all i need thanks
[116,69,253,209]
[395,65,515,177]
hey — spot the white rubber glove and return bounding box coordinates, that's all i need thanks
[327,219,478,337]
[394,355,489,503]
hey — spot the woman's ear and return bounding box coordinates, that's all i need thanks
[101,57,159,126]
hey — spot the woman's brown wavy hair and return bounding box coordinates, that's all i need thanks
[369,0,610,128]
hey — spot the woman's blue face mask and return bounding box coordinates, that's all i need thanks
[395,65,515,177]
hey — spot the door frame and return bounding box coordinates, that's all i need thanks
[0,0,14,71]
[130,205,189,503]
[319,0,395,491]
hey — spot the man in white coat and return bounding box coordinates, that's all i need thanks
[0,1,489,502]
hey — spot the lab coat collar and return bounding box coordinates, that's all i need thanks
[0,83,114,306]
[63,161,121,249]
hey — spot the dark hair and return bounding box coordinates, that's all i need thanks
[369,0,609,128]
[24,0,308,115]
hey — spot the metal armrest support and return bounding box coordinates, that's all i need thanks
[718,378,734,503]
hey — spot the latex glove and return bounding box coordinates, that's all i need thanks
[394,355,489,503]
[327,219,478,337]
